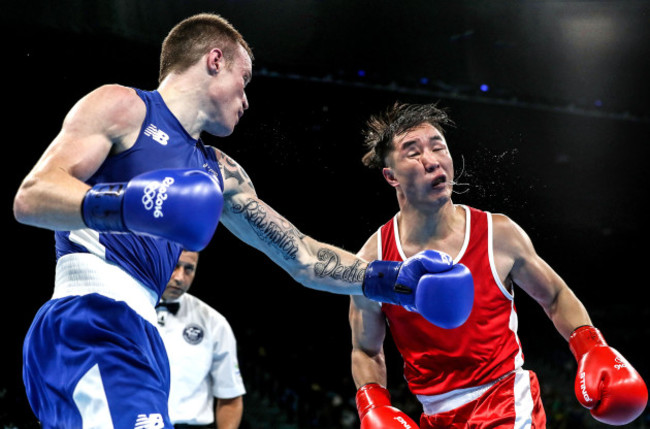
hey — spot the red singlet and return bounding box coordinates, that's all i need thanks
[378,206,546,427]
[380,206,522,394]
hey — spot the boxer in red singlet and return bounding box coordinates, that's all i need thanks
[349,103,647,429]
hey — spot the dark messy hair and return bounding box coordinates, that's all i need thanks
[361,102,454,168]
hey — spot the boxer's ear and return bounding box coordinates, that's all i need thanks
[382,168,398,187]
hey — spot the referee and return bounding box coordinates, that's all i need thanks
[157,250,245,429]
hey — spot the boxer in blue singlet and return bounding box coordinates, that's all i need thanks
[24,88,226,428]
[13,13,475,429]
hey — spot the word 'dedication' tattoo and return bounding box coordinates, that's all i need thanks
[314,249,366,283]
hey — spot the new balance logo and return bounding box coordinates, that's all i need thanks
[144,124,170,146]
[134,413,164,428]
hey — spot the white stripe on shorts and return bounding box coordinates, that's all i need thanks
[73,363,115,429]
[513,369,534,428]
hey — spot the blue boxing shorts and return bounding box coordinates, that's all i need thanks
[23,293,172,429]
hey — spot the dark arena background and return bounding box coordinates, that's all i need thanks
[2,1,649,428]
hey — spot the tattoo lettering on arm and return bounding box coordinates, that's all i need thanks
[231,198,304,260]
[314,249,366,283]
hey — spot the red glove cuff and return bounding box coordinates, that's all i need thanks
[356,383,391,420]
[569,325,608,361]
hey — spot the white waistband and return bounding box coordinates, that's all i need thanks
[417,371,513,415]
[54,253,158,326]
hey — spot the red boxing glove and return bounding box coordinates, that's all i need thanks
[569,325,648,425]
[356,383,419,429]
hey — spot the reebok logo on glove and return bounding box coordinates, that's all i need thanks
[83,168,223,251]
[141,177,175,218]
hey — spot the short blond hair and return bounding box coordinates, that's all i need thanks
[159,13,253,83]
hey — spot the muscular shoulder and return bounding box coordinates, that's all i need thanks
[66,84,146,146]
[491,213,535,261]
[73,85,144,122]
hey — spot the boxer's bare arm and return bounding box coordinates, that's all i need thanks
[492,214,591,340]
[350,235,388,388]
[13,85,145,231]
[215,148,366,295]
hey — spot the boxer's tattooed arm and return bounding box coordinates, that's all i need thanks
[216,147,366,286]
[314,249,367,283]
[230,198,366,282]
[215,149,255,192]
[231,198,304,261]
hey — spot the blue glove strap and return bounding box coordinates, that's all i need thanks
[82,184,128,232]
[362,260,413,306]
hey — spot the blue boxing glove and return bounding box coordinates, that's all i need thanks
[82,168,223,251]
[362,250,474,329]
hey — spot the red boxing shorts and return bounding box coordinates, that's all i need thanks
[420,370,546,428]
